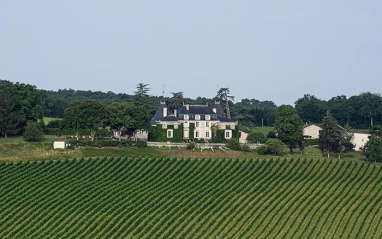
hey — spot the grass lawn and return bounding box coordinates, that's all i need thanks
[249,126,274,136]
[43,117,62,125]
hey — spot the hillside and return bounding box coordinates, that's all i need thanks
[1,157,381,238]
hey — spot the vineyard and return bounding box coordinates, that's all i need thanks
[1,157,382,238]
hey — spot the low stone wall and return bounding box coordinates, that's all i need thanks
[147,142,263,149]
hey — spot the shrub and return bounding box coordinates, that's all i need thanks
[247,132,267,143]
[186,142,196,150]
[242,144,251,152]
[227,138,241,150]
[136,140,147,148]
[257,146,268,155]
[265,139,285,155]
[256,139,285,156]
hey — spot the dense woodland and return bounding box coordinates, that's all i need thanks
[1,80,382,138]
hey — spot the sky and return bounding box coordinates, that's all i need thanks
[1,0,381,105]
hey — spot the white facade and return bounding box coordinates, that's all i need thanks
[352,132,370,151]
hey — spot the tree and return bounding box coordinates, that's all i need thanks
[23,120,44,141]
[0,80,44,137]
[133,83,150,107]
[215,88,234,119]
[0,88,20,138]
[131,83,152,140]
[370,125,382,137]
[319,111,353,158]
[274,105,303,153]
[364,135,382,164]
[166,92,187,113]
[63,100,83,140]
[357,92,382,127]
[63,100,107,141]
[80,100,108,141]
[327,95,352,127]
[295,94,326,124]
[107,102,132,141]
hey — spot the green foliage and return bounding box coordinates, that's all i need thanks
[247,132,267,143]
[227,137,241,150]
[23,121,45,142]
[46,119,61,128]
[135,140,147,148]
[304,138,320,146]
[211,125,224,143]
[63,99,108,141]
[295,94,326,124]
[186,142,196,150]
[68,139,132,148]
[0,81,43,137]
[319,111,354,158]
[148,124,184,142]
[242,144,251,152]
[274,105,303,152]
[267,131,277,139]
[257,138,285,155]
[364,136,382,163]
[370,125,382,137]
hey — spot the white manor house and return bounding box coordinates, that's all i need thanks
[149,101,239,142]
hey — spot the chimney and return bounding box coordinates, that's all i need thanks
[174,109,177,117]
[163,106,167,117]
[186,104,189,110]
[213,108,217,113]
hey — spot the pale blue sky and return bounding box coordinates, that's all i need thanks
[1,0,381,105]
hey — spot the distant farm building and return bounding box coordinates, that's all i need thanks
[303,124,322,139]
[352,131,371,151]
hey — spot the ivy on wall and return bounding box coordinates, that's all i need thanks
[148,124,184,142]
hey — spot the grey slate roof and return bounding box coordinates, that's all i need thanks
[151,102,235,123]
[212,103,226,117]
[150,102,169,124]
[160,115,178,122]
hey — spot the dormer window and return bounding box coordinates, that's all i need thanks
[184,115,189,120]
[195,115,200,120]
[205,115,211,120]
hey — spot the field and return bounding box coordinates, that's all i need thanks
[1,157,381,238]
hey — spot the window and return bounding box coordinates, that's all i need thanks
[317,130,320,136]
[225,130,232,139]
[196,122,199,127]
[167,129,173,138]
[206,131,210,138]
[184,115,189,120]
[195,115,200,120]
[162,124,167,129]
[184,129,189,138]
[174,123,178,129]
[205,115,210,120]
[304,129,309,135]
[195,131,199,138]
[206,122,210,128]
[231,124,235,129]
